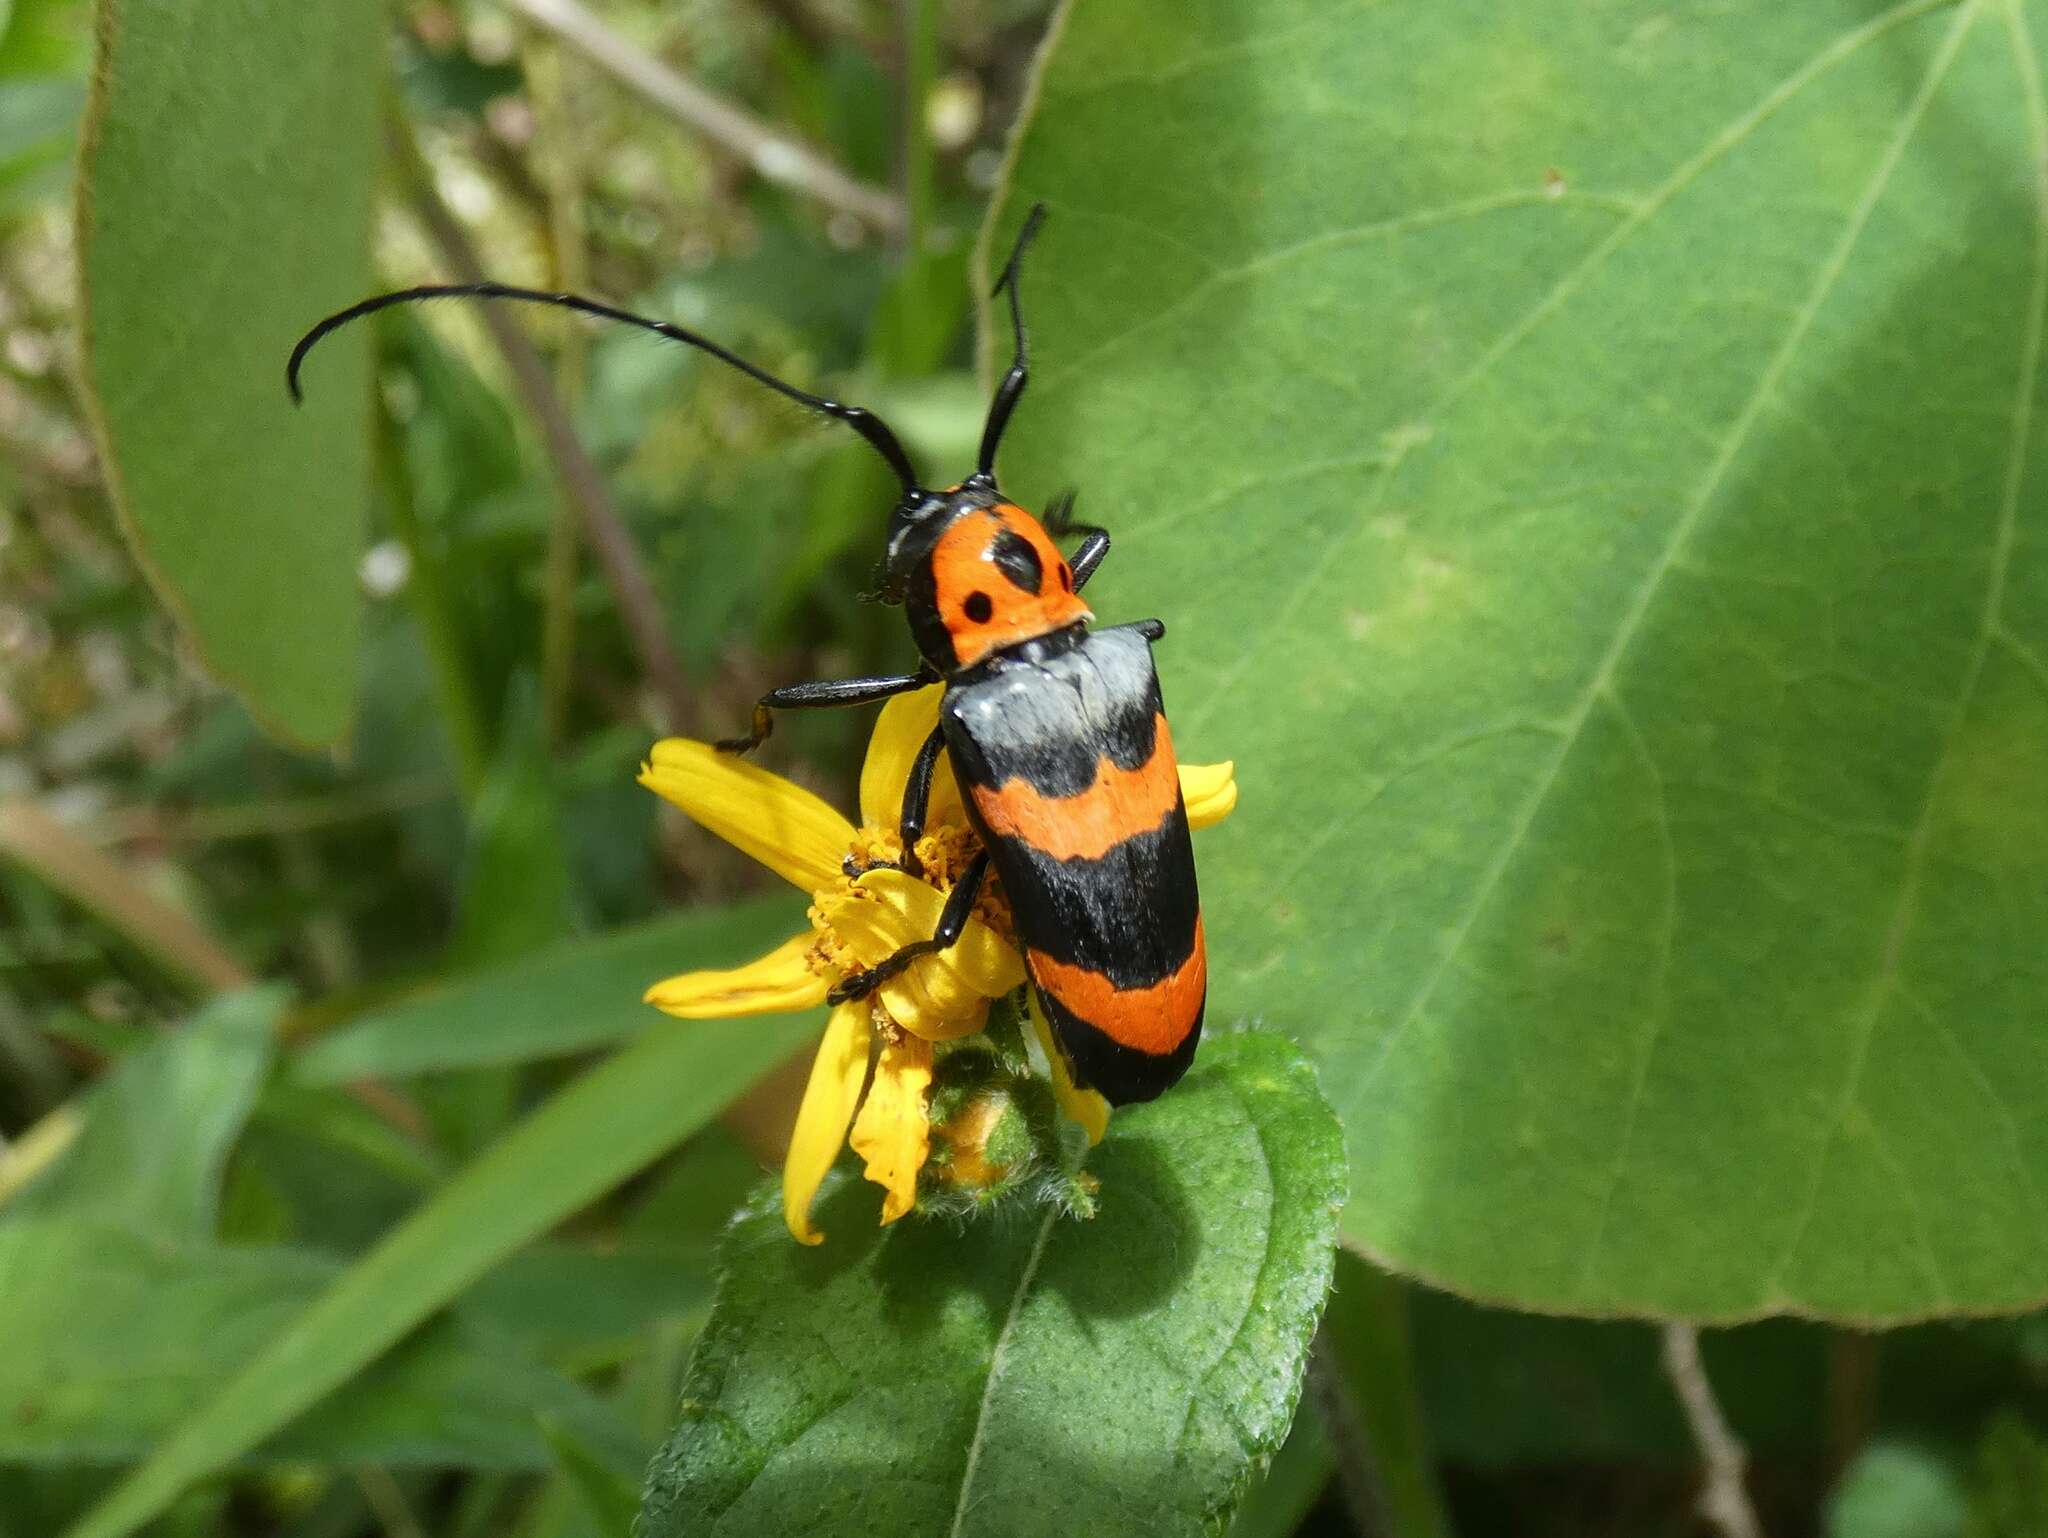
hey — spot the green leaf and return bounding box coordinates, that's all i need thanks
[0,1219,640,1472]
[464,1243,715,1363]
[291,896,807,1082]
[451,691,576,969]
[540,1418,645,1536]
[992,0,2048,1319]
[13,988,278,1236]
[61,1011,814,1538]
[77,0,379,746]
[0,0,86,78]
[638,1030,1345,1538]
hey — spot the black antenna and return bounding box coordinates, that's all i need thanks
[287,282,920,492]
[976,203,1048,479]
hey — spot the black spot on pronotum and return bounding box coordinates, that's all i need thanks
[964,591,994,623]
[988,529,1044,594]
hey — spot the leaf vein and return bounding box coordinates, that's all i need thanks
[945,1209,1058,1538]
[1180,0,1963,740]
[1036,190,1598,401]
[1359,0,1980,1122]
[1769,0,2033,1303]
[1575,688,1678,1293]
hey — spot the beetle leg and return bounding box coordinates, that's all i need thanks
[843,724,947,879]
[716,669,934,754]
[827,850,991,1004]
[884,725,947,880]
[1131,618,1165,643]
[1069,528,1111,591]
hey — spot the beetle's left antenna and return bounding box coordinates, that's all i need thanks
[287,282,920,493]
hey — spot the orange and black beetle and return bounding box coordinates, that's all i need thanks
[288,206,1203,1104]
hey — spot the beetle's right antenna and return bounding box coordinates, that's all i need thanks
[974,203,1048,481]
[287,282,921,494]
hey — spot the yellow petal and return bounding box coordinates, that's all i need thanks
[1027,990,1111,1147]
[644,931,828,1018]
[848,1032,934,1225]
[859,684,965,833]
[781,1002,873,1245]
[815,869,1025,1040]
[877,975,991,1042]
[640,738,853,894]
[1180,760,1238,830]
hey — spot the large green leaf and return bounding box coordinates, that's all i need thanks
[291,896,807,1082]
[0,1219,640,1472]
[638,1031,1345,1538]
[992,0,2048,1320]
[61,1011,812,1538]
[77,0,379,745]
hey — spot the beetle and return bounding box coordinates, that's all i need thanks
[288,205,1202,1104]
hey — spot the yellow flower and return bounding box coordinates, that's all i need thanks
[639,684,1237,1244]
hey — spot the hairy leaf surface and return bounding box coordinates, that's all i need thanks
[639,1032,1345,1538]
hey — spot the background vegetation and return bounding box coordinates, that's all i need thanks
[3,0,2047,1534]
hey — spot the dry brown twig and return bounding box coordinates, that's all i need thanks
[390,121,696,732]
[504,0,903,234]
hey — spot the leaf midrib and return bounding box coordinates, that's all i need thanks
[945,1209,1057,1538]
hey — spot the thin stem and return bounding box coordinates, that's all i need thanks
[0,798,249,993]
[441,1475,512,1538]
[374,400,491,803]
[897,0,936,260]
[388,117,695,732]
[92,776,450,844]
[257,761,360,992]
[1826,1330,1881,1481]
[1661,1323,1766,1538]
[503,0,902,233]
[0,989,71,1119]
[352,1467,427,1538]
[1307,1331,1389,1535]
[525,38,588,749]
[1314,1253,1455,1538]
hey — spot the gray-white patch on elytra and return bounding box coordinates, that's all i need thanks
[945,624,1157,767]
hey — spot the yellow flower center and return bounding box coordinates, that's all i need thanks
[803,821,1015,986]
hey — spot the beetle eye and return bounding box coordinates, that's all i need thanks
[964,591,994,623]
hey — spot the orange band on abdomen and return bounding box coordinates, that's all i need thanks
[1028,916,1206,1056]
[971,714,1180,862]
